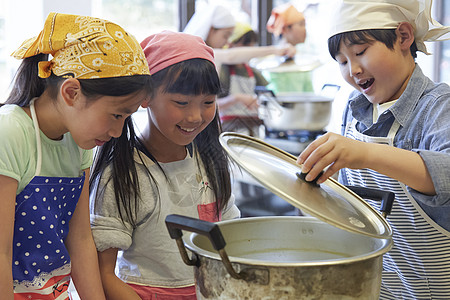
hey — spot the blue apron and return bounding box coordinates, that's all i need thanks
[344,118,450,299]
[12,99,84,299]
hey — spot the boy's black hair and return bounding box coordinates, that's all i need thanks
[90,58,231,227]
[328,29,418,60]
[6,53,153,107]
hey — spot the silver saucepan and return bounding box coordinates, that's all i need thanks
[255,85,339,132]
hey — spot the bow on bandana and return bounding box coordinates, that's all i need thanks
[11,12,150,79]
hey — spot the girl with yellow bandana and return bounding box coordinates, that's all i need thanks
[0,12,151,299]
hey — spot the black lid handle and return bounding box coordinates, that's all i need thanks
[296,171,324,186]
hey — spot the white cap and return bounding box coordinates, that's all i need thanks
[329,0,450,54]
[183,4,235,41]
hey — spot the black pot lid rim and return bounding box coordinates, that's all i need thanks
[220,132,392,239]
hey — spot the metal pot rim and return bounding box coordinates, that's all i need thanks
[183,216,393,267]
[261,92,334,103]
[249,55,322,73]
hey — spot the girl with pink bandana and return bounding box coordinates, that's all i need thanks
[89,31,240,300]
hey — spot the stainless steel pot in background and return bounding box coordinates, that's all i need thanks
[255,85,339,132]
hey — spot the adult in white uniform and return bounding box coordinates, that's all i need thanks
[183,3,296,70]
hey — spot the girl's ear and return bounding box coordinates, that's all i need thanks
[141,98,150,108]
[60,78,82,107]
[396,22,415,50]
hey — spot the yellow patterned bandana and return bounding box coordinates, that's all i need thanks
[11,12,150,79]
[229,22,253,44]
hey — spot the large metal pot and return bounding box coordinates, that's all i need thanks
[165,133,394,300]
[166,215,391,300]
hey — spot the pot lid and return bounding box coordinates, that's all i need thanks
[220,132,392,239]
[249,54,322,73]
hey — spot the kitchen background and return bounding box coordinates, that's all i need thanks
[0,0,449,133]
[0,0,449,217]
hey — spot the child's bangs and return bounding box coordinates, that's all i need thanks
[328,29,399,60]
[328,31,375,59]
[161,59,220,96]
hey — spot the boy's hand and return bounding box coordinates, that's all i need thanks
[296,132,370,184]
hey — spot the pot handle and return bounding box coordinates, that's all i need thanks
[344,185,395,218]
[254,86,285,110]
[296,172,394,218]
[320,84,341,99]
[254,86,275,98]
[165,214,244,280]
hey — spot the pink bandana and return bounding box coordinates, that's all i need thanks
[141,31,215,74]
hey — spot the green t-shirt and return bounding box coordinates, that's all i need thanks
[0,104,92,194]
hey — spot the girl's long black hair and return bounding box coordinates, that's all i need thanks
[90,58,231,227]
[5,54,153,106]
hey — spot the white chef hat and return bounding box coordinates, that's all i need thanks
[329,0,450,54]
[183,4,236,41]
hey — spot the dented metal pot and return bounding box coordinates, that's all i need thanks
[165,133,394,300]
[166,215,391,300]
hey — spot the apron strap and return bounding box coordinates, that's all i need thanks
[244,64,254,77]
[349,116,401,141]
[30,98,85,177]
[387,120,401,139]
[30,98,42,177]
[229,64,254,77]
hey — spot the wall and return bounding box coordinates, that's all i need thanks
[1,0,92,99]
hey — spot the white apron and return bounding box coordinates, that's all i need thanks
[220,65,262,136]
[224,64,257,117]
[344,118,450,299]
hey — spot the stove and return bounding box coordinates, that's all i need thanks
[263,128,326,156]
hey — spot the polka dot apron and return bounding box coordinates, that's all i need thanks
[12,99,84,300]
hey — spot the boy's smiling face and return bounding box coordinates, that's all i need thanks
[334,23,416,104]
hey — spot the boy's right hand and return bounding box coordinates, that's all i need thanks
[296,132,371,184]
